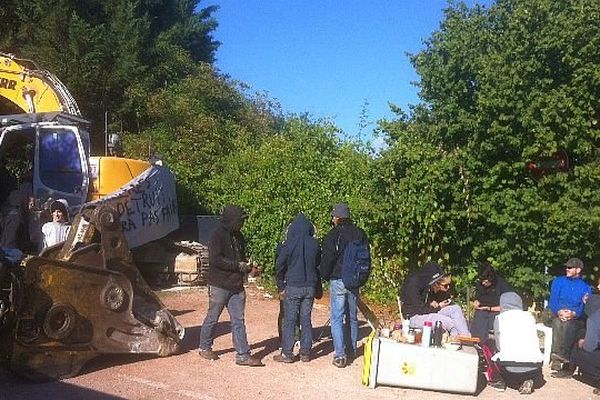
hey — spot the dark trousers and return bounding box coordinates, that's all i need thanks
[481,342,542,388]
[551,316,585,359]
[471,309,499,342]
[571,348,600,383]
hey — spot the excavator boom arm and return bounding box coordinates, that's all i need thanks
[0,52,80,115]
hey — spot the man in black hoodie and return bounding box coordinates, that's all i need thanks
[320,203,369,368]
[400,261,471,337]
[198,205,263,366]
[273,213,321,363]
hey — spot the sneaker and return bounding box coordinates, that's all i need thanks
[272,354,295,364]
[235,356,264,367]
[346,352,356,364]
[550,359,564,371]
[551,368,574,379]
[198,349,219,361]
[488,380,506,392]
[332,357,347,368]
[518,379,534,395]
[300,354,311,363]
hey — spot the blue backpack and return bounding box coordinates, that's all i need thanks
[341,238,371,289]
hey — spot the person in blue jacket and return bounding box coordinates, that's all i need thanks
[273,213,321,363]
[548,257,591,370]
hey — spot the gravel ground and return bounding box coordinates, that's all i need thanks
[0,284,597,400]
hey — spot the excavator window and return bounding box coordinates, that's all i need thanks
[39,128,84,194]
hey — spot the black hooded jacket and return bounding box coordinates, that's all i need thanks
[275,213,321,291]
[320,220,368,281]
[207,205,247,293]
[400,262,445,319]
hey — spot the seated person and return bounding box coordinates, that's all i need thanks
[41,199,71,249]
[481,292,544,394]
[471,262,513,342]
[400,261,471,337]
[553,294,600,397]
[548,257,591,370]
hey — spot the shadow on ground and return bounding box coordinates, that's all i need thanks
[0,365,127,400]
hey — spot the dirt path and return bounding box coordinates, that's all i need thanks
[0,285,596,400]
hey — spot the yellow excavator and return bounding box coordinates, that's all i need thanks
[0,52,185,380]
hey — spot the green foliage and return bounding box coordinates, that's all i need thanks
[374,0,600,303]
[122,64,279,214]
[206,117,372,285]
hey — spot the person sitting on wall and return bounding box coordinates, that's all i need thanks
[548,257,591,371]
[400,261,471,337]
[41,199,71,249]
[471,262,514,343]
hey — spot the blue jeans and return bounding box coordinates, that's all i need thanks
[282,286,315,358]
[199,285,251,361]
[329,279,358,359]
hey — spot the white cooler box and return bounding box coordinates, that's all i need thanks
[363,334,479,394]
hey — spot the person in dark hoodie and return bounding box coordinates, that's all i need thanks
[471,262,514,342]
[198,205,263,367]
[320,203,369,368]
[272,213,321,363]
[400,262,471,337]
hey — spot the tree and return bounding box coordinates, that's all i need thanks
[3,0,219,144]
[376,0,600,300]
[122,64,282,214]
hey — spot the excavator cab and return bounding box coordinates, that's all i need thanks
[0,112,91,208]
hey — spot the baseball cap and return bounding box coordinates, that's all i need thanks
[564,257,584,269]
[331,203,350,218]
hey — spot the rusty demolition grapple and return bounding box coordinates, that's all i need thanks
[0,204,184,380]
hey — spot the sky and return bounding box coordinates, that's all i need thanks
[205,1,492,139]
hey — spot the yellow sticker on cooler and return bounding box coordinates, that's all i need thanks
[401,361,416,375]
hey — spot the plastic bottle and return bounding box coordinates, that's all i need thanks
[421,321,432,347]
[402,319,410,337]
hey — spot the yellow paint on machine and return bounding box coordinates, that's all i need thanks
[88,156,150,201]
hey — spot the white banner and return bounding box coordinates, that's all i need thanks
[85,164,179,248]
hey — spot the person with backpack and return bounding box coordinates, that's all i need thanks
[320,203,370,368]
[273,213,321,363]
[400,261,471,337]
